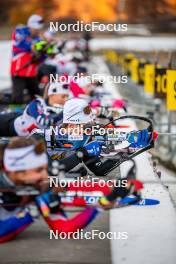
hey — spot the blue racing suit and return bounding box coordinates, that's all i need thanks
[13,97,63,136]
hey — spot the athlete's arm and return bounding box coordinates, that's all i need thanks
[45,208,98,234]
[0,210,33,243]
[13,28,32,53]
[36,194,98,235]
[27,99,50,127]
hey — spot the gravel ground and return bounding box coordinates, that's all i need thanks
[0,211,111,264]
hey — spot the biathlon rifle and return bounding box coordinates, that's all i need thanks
[0,166,143,211]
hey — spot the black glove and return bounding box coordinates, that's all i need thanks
[98,107,113,119]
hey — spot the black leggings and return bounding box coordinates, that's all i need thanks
[0,112,19,137]
[52,153,120,177]
[12,76,40,103]
[83,156,120,176]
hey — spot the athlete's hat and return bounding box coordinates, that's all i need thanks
[27,14,44,30]
[63,98,94,124]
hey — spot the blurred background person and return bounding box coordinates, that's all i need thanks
[10,14,44,103]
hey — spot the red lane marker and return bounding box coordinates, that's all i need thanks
[153,131,158,141]
[105,124,130,129]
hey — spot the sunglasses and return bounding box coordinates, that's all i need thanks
[51,84,70,93]
[62,84,70,89]
[38,19,44,24]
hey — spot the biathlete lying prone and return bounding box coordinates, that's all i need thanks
[0,137,142,243]
[32,97,155,178]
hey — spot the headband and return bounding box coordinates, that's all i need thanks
[4,145,48,172]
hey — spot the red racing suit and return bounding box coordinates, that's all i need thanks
[11,26,40,77]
